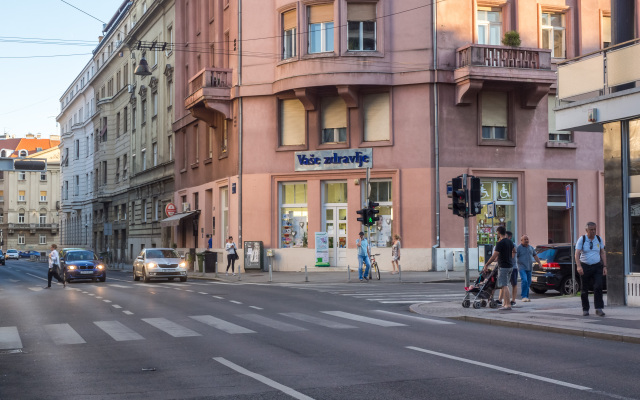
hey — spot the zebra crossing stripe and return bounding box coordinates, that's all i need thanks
[142,318,201,338]
[0,327,22,350]
[238,314,307,332]
[280,312,356,329]
[44,324,86,345]
[94,321,144,341]
[190,315,255,334]
[321,311,406,327]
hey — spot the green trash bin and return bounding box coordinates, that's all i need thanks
[196,252,206,272]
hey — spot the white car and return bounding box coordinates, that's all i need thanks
[133,248,187,283]
[6,249,19,260]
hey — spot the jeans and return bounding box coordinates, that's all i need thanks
[358,254,371,279]
[519,268,532,299]
[580,262,604,311]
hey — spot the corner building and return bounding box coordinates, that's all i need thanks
[174,0,605,271]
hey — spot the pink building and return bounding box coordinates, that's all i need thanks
[172,0,605,271]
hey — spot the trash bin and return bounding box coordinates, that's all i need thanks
[204,251,217,273]
[197,252,206,272]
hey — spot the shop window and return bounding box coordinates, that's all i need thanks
[279,99,306,146]
[280,183,308,248]
[541,12,566,58]
[321,96,347,144]
[477,6,501,45]
[363,92,390,142]
[547,181,574,244]
[476,179,517,245]
[282,9,297,59]
[347,3,376,51]
[308,4,334,54]
[481,91,508,140]
[325,182,347,203]
[628,119,640,273]
[365,181,393,247]
[548,96,572,142]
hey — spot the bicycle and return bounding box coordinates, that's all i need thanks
[362,253,381,281]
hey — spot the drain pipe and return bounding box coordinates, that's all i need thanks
[431,0,441,271]
[237,0,243,250]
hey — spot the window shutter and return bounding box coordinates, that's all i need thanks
[321,97,347,129]
[309,4,333,24]
[283,10,297,30]
[347,3,376,21]
[481,91,507,127]
[280,99,306,146]
[364,93,390,142]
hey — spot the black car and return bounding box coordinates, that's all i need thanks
[0,252,5,265]
[60,249,107,283]
[530,243,607,295]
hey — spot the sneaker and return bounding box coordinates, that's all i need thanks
[583,311,589,316]
[363,277,369,282]
[225,272,229,276]
[522,298,530,302]
[596,309,605,317]
[496,300,502,305]
[232,273,236,276]
[510,301,516,306]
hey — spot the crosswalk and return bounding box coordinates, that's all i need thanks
[0,309,450,351]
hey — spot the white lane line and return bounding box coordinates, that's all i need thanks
[103,299,112,303]
[230,300,243,305]
[142,318,201,337]
[0,327,22,350]
[123,311,134,315]
[25,273,46,281]
[249,306,263,310]
[280,312,356,329]
[213,296,224,299]
[112,305,122,309]
[198,292,208,295]
[321,311,406,327]
[377,300,438,304]
[238,314,307,332]
[44,324,86,345]
[94,321,144,341]
[88,294,96,296]
[29,287,44,292]
[373,310,455,325]
[185,289,194,292]
[213,357,314,400]
[348,292,459,297]
[96,296,103,299]
[407,346,591,391]
[108,284,131,289]
[190,315,255,334]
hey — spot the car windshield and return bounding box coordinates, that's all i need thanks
[536,247,557,261]
[8,250,17,253]
[147,249,179,259]
[66,251,97,261]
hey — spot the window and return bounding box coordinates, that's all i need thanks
[167,25,173,56]
[75,139,80,159]
[477,179,517,245]
[481,91,508,140]
[18,234,25,245]
[152,92,158,116]
[542,12,566,58]
[75,176,80,196]
[207,127,214,159]
[363,92,390,142]
[40,172,46,181]
[0,190,3,201]
[548,96,572,142]
[40,191,47,202]
[18,213,25,223]
[142,149,147,170]
[40,235,46,245]
[39,212,46,224]
[102,161,107,184]
[602,14,611,48]
[547,181,574,243]
[280,99,306,146]
[116,112,121,137]
[477,6,501,45]
[221,120,228,153]
[194,125,199,163]
[141,99,147,124]
[365,181,393,247]
[123,154,128,179]
[168,136,173,161]
[280,183,308,248]
[18,171,26,180]
[18,190,25,202]
[308,4,334,53]
[132,105,137,129]
[282,9,297,59]
[153,142,158,166]
[142,199,147,222]
[154,198,159,220]
[321,96,347,143]
[124,106,128,132]
[347,3,376,51]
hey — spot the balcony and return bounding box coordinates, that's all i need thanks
[8,223,59,234]
[184,68,233,124]
[454,44,556,108]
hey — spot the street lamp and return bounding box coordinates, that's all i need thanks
[134,56,152,76]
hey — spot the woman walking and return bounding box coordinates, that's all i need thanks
[225,236,238,276]
[391,234,401,274]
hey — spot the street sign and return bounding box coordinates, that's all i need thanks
[165,203,177,217]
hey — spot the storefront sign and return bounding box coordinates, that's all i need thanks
[315,232,330,267]
[295,149,372,171]
[165,203,177,217]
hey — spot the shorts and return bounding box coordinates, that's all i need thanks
[497,267,512,288]
[510,267,518,286]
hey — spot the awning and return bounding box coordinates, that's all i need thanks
[160,211,199,227]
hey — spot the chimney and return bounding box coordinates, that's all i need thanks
[98,36,104,43]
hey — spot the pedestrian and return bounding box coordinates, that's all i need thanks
[391,234,401,274]
[207,236,212,249]
[516,234,542,302]
[484,226,515,310]
[356,232,371,282]
[575,222,607,316]
[505,231,518,306]
[45,244,64,289]
[225,236,238,276]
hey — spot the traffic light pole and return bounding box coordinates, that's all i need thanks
[462,173,470,288]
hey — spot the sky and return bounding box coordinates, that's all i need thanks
[0,0,125,138]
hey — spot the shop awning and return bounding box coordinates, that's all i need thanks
[160,211,199,227]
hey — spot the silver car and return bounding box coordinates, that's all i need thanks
[133,248,187,283]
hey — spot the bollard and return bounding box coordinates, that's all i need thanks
[238,265,242,281]
[348,264,350,282]
[305,265,309,282]
[269,259,273,282]
[398,263,402,282]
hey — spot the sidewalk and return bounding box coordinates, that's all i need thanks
[186,268,640,344]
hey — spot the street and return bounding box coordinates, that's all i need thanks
[1,260,639,399]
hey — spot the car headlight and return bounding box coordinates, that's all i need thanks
[96,264,105,270]
[179,262,186,268]
[67,265,77,270]
[147,262,157,269]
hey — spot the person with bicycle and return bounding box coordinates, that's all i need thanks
[356,232,371,282]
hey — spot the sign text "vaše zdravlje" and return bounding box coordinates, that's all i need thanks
[294,148,372,171]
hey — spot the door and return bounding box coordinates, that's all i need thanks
[324,206,347,266]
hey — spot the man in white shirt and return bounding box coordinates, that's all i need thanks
[46,244,64,288]
[575,222,607,316]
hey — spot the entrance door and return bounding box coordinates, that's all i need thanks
[324,206,347,266]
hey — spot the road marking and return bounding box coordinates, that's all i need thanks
[25,273,45,281]
[96,296,103,299]
[249,306,263,310]
[213,296,224,299]
[108,284,130,289]
[0,327,22,350]
[321,311,406,327]
[44,324,86,345]
[406,346,591,391]
[348,292,460,297]
[103,299,112,303]
[238,314,307,332]
[198,292,208,295]
[29,287,44,292]
[123,311,134,315]
[377,300,438,304]
[94,321,144,341]
[88,294,96,296]
[185,289,194,292]
[142,318,201,337]
[280,312,356,329]
[112,305,122,309]
[213,357,314,400]
[373,310,455,325]
[190,315,255,334]
[230,300,243,305]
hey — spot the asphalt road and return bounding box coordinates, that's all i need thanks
[1,260,639,400]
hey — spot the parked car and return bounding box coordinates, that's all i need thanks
[0,252,5,265]
[60,249,106,283]
[19,250,41,258]
[133,248,187,283]
[530,243,607,295]
[6,249,19,260]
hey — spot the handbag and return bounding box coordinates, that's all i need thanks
[234,253,239,261]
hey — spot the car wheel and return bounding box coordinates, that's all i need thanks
[560,276,580,296]
[133,267,140,281]
[143,268,150,283]
[531,287,548,294]
[180,277,187,282]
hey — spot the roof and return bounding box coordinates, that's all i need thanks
[0,138,60,157]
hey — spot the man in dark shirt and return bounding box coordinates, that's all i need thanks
[484,226,515,310]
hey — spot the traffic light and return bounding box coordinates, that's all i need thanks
[469,177,482,216]
[357,208,370,225]
[448,177,466,216]
[368,200,380,226]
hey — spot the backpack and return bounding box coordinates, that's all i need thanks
[581,235,602,250]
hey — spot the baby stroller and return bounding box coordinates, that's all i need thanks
[462,266,498,309]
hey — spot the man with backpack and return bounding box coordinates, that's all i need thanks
[575,222,607,317]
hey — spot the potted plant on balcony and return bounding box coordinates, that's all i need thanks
[502,31,521,47]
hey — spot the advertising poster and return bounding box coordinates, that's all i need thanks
[315,232,330,267]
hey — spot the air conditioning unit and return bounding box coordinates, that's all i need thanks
[182,202,191,212]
